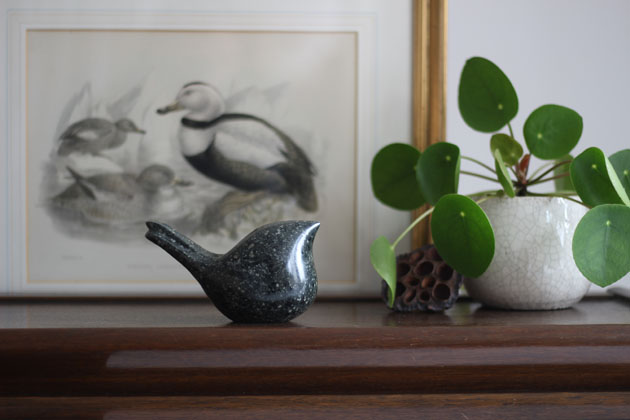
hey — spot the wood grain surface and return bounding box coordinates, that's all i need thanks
[2,393,630,420]
[2,298,630,399]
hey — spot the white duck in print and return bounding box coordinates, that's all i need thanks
[156,82,318,212]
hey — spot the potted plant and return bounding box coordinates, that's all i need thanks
[371,57,630,310]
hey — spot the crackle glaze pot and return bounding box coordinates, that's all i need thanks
[463,196,591,310]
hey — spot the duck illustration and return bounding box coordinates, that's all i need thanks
[57,117,145,156]
[51,164,191,224]
[156,82,318,212]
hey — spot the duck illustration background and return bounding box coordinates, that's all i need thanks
[41,81,199,240]
[40,79,321,241]
[156,82,318,227]
[26,28,359,289]
[50,164,192,226]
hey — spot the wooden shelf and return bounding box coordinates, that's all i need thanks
[2,297,630,418]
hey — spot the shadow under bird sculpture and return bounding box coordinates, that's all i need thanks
[145,220,320,323]
[156,82,317,212]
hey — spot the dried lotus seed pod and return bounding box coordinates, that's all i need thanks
[381,244,462,312]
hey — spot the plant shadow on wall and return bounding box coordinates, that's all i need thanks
[44,81,318,243]
[371,57,630,311]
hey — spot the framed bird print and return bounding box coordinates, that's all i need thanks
[1,0,434,297]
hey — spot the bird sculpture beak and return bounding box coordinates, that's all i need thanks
[157,101,184,115]
[134,128,147,134]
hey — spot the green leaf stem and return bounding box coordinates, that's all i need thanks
[493,149,516,197]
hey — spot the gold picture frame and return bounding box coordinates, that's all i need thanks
[412,0,448,249]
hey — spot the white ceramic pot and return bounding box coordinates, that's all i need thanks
[463,196,591,310]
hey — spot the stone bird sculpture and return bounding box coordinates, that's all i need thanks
[145,220,320,323]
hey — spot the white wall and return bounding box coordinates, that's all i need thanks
[448,0,630,293]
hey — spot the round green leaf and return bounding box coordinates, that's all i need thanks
[370,236,397,307]
[458,57,519,133]
[431,194,495,278]
[571,147,625,207]
[490,133,523,166]
[523,105,583,160]
[605,155,630,206]
[572,204,630,287]
[609,149,630,199]
[416,142,461,206]
[554,154,574,193]
[371,143,424,210]
[493,149,515,197]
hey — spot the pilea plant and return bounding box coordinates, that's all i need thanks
[371,56,630,308]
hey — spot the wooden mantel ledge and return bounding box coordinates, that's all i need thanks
[2,297,630,418]
[3,295,630,329]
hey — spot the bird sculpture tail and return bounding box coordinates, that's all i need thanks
[145,221,219,278]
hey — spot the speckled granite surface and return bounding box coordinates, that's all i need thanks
[464,196,591,310]
[146,220,320,323]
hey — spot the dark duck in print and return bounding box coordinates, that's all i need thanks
[156,82,318,212]
[50,164,191,225]
[57,118,145,156]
